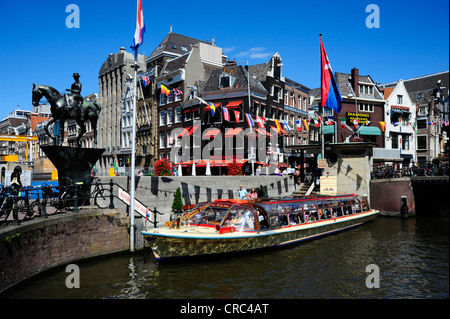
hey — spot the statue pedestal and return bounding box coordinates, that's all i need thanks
[41,146,105,198]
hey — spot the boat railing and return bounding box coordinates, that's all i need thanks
[166,202,211,228]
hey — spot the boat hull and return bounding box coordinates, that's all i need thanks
[143,210,378,260]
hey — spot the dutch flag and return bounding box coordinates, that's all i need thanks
[131,0,146,51]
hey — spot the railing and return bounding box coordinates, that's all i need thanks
[0,178,119,227]
[372,162,449,179]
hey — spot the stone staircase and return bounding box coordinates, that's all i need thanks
[293,182,318,196]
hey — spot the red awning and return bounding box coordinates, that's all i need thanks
[187,126,199,135]
[224,127,243,137]
[203,128,221,138]
[226,101,243,108]
[178,127,191,138]
[255,128,268,136]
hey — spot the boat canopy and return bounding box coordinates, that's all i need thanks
[179,195,371,233]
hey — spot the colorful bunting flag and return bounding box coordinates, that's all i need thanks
[234,110,240,123]
[274,119,281,132]
[208,102,216,116]
[222,106,230,121]
[245,113,254,127]
[303,119,309,131]
[161,84,170,96]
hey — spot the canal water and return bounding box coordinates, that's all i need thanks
[1,216,448,299]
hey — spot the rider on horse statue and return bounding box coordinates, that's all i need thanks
[66,73,84,118]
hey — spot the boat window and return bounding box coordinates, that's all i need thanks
[281,203,303,225]
[302,203,319,223]
[190,206,227,225]
[360,198,370,212]
[352,199,362,214]
[253,206,269,229]
[317,201,332,220]
[341,200,353,215]
[221,207,256,232]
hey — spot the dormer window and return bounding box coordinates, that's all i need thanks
[359,84,374,96]
[219,74,235,89]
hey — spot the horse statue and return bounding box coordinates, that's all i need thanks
[32,84,101,147]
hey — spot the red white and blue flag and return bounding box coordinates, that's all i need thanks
[141,75,150,86]
[245,113,254,127]
[320,37,342,113]
[222,106,230,121]
[131,0,146,51]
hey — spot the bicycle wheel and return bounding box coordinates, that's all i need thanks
[66,193,86,210]
[95,189,112,209]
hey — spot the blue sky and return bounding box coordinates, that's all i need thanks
[0,0,448,121]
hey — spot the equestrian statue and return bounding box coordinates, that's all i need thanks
[32,73,101,148]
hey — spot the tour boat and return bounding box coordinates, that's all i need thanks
[142,194,379,260]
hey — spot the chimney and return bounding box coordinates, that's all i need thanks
[351,68,359,97]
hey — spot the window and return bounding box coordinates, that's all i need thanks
[220,75,231,88]
[401,114,409,126]
[359,103,374,112]
[159,132,166,149]
[397,95,403,104]
[181,45,188,52]
[160,93,166,105]
[402,134,410,150]
[417,135,427,150]
[167,108,173,125]
[359,84,374,96]
[170,43,176,49]
[160,110,166,126]
[391,133,399,149]
[175,107,182,123]
[167,92,174,104]
[417,119,427,129]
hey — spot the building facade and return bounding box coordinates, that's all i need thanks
[378,80,417,165]
[97,47,146,175]
[380,71,449,165]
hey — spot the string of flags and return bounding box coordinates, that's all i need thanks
[159,83,184,96]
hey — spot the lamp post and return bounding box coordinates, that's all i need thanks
[347,93,359,137]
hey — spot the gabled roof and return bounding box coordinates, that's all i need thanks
[203,65,267,94]
[379,71,449,105]
[335,72,384,100]
[147,32,207,62]
[161,52,190,74]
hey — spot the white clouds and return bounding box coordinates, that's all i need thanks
[235,47,273,60]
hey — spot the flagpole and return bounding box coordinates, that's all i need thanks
[319,34,325,165]
[129,48,138,253]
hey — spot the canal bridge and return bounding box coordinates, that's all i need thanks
[370,176,449,217]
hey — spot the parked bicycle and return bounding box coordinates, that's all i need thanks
[89,178,113,209]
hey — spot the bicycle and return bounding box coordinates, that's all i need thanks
[53,177,87,212]
[89,178,113,209]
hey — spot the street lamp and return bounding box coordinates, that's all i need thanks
[347,93,359,137]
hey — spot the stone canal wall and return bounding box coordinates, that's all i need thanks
[370,178,416,216]
[0,209,132,293]
[98,175,297,223]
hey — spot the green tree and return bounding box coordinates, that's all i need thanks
[171,187,183,213]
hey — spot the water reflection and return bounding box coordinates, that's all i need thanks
[2,217,448,299]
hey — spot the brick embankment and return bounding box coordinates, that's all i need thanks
[0,208,131,293]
